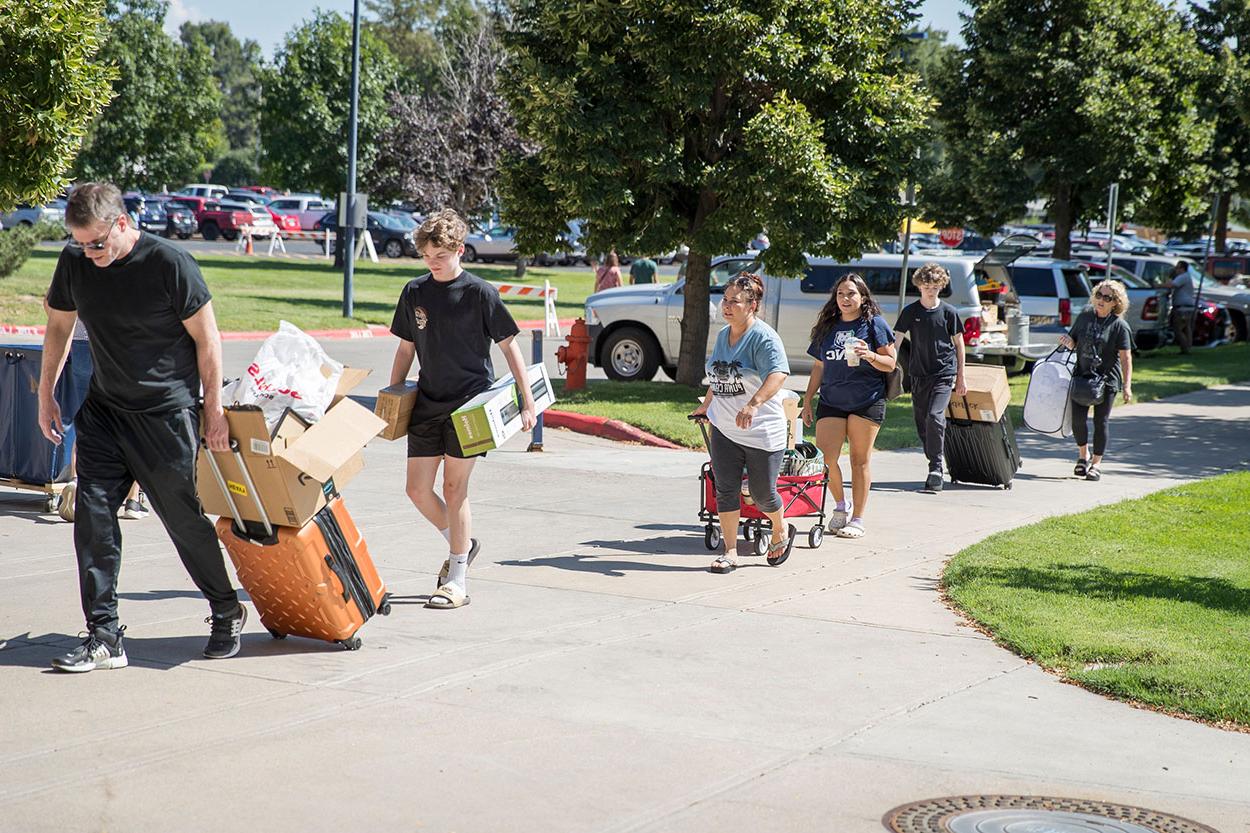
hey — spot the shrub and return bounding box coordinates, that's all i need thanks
[0,224,44,278]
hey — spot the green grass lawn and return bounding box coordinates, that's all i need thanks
[1,248,594,331]
[553,342,1250,450]
[943,471,1250,728]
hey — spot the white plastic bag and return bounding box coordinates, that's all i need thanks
[224,321,343,428]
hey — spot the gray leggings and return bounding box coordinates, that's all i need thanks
[708,425,783,513]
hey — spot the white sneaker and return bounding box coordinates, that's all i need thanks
[826,509,848,532]
[118,498,149,520]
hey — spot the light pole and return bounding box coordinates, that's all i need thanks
[342,0,362,319]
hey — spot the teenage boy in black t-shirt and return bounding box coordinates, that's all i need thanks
[38,182,245,672]
[389,209,537,610]
[893,263,967,492]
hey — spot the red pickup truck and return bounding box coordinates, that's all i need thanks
[195,202,259,241]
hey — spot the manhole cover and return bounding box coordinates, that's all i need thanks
[883,796,1220,833]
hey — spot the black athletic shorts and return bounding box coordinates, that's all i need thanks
[816,399,886,426]
[407,416,487,459]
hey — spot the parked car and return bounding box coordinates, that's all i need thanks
[581,240,1038,382]
[1006,257,1092,355]
[162,194,211,223]
[267,195,334,231]
[163,203,196,239]
[315,211,417,258]
[1206,253,1250,283]
[175,184,229,200]
[123,196,168,235]
[1077,261,1170,350]
[0,201,66,231]
[197,201,268,241]
[463,225,519,262]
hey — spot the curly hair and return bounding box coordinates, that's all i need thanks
[912,262,951,287]
[1094,279,1129,317]
[809,273,882,344]
[725,271,765,310]
[415,209,469,252]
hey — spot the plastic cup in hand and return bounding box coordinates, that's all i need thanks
[845,338,862,367]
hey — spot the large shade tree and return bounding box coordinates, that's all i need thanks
[501,0,931,385]
[924,0,1214,258]
[373,19,528,216]
[0,0,117,209]
[1193,0,1250,251]
[259,11,399,198]
[74,0,224,191]
[180,20,264,154]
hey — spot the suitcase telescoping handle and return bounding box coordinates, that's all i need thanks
[687,413,712,447]
[200,438,274,538]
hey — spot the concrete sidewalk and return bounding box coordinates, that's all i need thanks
[2,384,1248,833]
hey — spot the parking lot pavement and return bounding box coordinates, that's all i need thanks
[2,339,1249,832]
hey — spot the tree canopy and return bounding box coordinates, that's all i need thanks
[501,0,931,384]
[180,20,264,154]
[924,0,1214,258]
[259,11,399,198]
[0,0,117,210]
[73,0,224,191]
[364,0,483,93]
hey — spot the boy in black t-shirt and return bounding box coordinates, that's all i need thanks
[389,210,536,609]
[893,263,967,492]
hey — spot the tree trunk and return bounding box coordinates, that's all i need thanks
[1051,184,1074,261]
[514,257,528,278]
[1215,190,1231,254]
[676,250,711,387]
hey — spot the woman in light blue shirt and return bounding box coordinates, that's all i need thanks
[691,273,795,572]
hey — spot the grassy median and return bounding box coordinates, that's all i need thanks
[1,248,594,330]
[943,471,1250,728]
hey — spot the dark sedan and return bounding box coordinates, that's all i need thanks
[314,211,418,258]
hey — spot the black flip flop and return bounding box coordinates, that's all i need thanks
[709,556,736,574]
[766,524,798,566]
[1074,459,1089,477]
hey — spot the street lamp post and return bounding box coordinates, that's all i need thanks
[342,0,362,319]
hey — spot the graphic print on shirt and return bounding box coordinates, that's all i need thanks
[413,305,428,330]
[708,360,746,396]
[823,329,858,362]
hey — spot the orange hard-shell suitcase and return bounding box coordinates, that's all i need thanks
[203,440,391,650]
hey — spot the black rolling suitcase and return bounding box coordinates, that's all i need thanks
[944,413,1021,489]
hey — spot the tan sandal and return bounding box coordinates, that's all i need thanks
[425,584,470,610]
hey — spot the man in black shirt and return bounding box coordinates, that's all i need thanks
[38,182,245,672]
[893,263,967,492]
[389,209,536,610]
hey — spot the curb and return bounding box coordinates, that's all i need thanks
[543,409,685,450]
[2,319,573,341]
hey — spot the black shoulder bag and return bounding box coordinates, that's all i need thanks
[867,318,904,401]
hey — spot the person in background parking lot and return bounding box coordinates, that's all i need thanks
[629,255,657,285]
[892,263,967,493]
[594,251,622,292]
[1168,260,1196,354]
[1059,279,1133,482]
[800,273,898,539]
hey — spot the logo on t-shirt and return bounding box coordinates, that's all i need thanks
[413,305,428,330]
[709,360,746,396]
[824,330,857,362]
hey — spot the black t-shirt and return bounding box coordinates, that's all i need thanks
[46,233,211,413]
[389,270,520,421]
[894,300,962,379]
[1068,310,1133,391]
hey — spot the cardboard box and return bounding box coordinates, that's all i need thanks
[452,364,555,455]
[197,368,386,527]
[947,363,1010,423]
[375,380,418,441]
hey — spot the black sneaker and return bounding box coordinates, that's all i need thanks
[51,627,128,673]
[924,470,943,492]
[203,605,247,659]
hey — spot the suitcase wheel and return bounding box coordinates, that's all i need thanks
[808,525,824,549]
[378,601,392,616]
[266,628,286,640]
[339,636,362,651]
[704,525,721,551]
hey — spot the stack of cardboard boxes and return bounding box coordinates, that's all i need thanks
[946,364,1010,424]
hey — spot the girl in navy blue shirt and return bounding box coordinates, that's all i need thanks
[800,273,897,539]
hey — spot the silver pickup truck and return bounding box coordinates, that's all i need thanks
[584,237,1048,382]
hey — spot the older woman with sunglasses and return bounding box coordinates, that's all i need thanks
[691,272,796,572]
[1058,280,1133,482]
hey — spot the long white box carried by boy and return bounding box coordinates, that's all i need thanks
[452,363,555,455]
